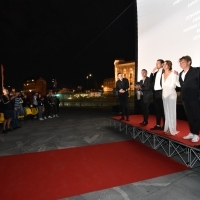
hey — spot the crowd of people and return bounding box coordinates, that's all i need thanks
[0,89,60,133]
[117,55,200,143]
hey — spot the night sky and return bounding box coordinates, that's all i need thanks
[0,0,137,91]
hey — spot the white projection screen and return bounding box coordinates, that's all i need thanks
[137,0,200,81]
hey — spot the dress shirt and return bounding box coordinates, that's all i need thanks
[181,70,188,81]
[154,68,163,90]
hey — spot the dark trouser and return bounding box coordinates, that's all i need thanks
[44,105,49,117]
[140,98,150,123]
[182,101,200,135]
[53,105,57,115]
[48,105,53,116]
[118,94,129,118]
[134,99,142,114]
[12,108,20,128]
[153,90,165,126]
[38,106,43,119]
[57,104,59,113]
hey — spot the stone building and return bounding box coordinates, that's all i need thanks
[114,60,135,92]
[35,78,47,95]
[23,77,47,95]
[103,78,115,92]
[102,60,135,94]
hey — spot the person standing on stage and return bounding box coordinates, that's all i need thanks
[116,73,130,121]
[150,59,165,130]
[179,55,200,143]
[135,69,152,126]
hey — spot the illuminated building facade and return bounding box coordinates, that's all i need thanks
[23,79,35,92]
[35,78,47,95]
[102,60,135,93]
[114,60,135,91]
[103,78,115,92]
[23,78,47,95]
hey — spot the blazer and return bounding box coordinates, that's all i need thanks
[140,77,152,103]
[116,78,129,96]
[179,66,200,101]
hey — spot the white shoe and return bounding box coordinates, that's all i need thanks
[34,116,37,119]
[39,118,44,120]
[48,116,52,118]
[56,115,59,117]
[191,135,199,143]
[53,115,55,118]
[183,133,194,139]
[44,117,47,119]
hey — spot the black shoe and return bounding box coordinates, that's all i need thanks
[119,117,125,120]
[150,125,161,130]
[7,128,13,132]
[160,126,164,130]
[16,126,22,129]
[140,121,148,126]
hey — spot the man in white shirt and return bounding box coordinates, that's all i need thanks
[150,59,165,130]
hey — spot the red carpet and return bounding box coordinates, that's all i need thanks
[112,115,200,146]
[0,140,188,200]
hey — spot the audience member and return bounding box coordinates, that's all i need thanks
[37,93,44,120]
[47,90,54,118]
[43,93,50,119]
[21,94,30,116]
[32,92,38,108]
[52,95,59,117]
[12,92,22,130]
[1,88,14,133]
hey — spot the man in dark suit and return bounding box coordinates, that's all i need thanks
[179,55,200,143]
[136,69,152,126]
[116,73,129,121]
[150,59,165,130]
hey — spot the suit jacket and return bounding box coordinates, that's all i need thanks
[179,66,200,101]
[116,78,129,96]
[140,77,152,103]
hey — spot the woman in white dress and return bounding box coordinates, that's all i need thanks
[162,60,180,135]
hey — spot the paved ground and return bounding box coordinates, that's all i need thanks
[0,107,200,200]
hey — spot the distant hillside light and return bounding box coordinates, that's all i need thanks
[86,74,92,89]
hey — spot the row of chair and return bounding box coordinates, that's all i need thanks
[0,107,39,123]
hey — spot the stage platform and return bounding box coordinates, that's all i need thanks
[110,115,200,168]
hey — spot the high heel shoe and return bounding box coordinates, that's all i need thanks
[165,129,172,135]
